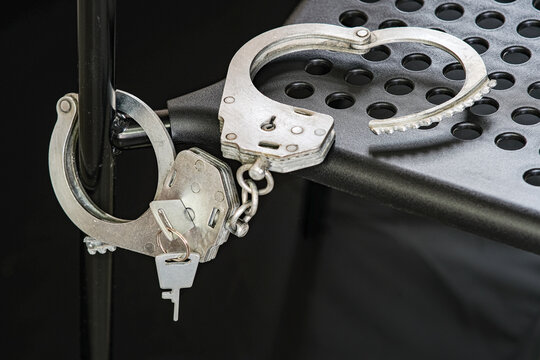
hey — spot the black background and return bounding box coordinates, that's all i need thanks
[4,1,540,359]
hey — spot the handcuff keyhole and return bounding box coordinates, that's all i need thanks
[261,116,277,131]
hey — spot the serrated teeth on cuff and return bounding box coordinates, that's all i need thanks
[370,80,493,135]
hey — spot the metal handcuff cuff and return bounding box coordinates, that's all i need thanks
[50,90,240,262]
[49,24,494,319]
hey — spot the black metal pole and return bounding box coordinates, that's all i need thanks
[77,0,116,359]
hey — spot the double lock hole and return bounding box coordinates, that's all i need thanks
[258,109,313,151]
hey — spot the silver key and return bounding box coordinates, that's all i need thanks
[155,252,200,321]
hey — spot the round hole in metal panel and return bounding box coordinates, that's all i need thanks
[451,122,483,140]
[495,0,516,2]
[362,45,391,61]
[495,132,526,150]
[464,37,489,54]
[379,19,408,29]
[475,11,505,29]
[528,82,540,99]
[402,53,431,71]
[305,58,333,75]
[395,0,424,12]
[512,107,540,125]
[426,87,455,105]
[367,102,397,119]
[470,98,499,116]
[384,78,414,95]
[435,3,464,21]
[523,169,540,186]
[360,0,380,3]
[501,46,531,64]
[419,122,439,130]
[345,68,374,86]
[534,0,540,10]
[517,20,540,38]
[488,72,515,90]
[443,62,465,80]
[326,92,355,109]
[339,10,368,27]
[285,82,315,99]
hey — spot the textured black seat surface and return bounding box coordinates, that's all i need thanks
[6,0,540,359]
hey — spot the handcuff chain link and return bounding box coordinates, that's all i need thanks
[226,159,274,237]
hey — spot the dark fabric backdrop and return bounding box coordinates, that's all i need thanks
[3,1,540,359]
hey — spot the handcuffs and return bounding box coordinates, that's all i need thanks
[49,24,494,260]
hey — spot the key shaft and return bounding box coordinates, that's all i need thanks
[155,253,200,322]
